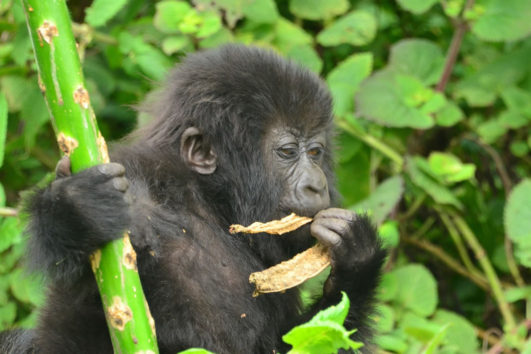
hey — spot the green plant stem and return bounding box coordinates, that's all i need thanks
[22,1,158,352]
[449,211,517,330]
[402,236,489,291]
[438,211,483,279]
[71,23,119,45]
[398,194,426,221]
[336,118,404,169]
[0,207,17,217]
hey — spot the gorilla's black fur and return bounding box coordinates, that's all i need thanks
[2,45,386,353]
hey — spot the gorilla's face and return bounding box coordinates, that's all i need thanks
[266,126,330,217]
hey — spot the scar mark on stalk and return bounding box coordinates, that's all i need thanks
[90,249,102,273]
[108,296,133,331]
[122,235,138,271]
[73,86,90,109]
[97,131,110,163]
[57,132,79,156]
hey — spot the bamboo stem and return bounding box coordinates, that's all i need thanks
[22,1,158,352]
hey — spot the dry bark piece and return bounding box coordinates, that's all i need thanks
[249,243,330,297]
[229,213,312,235]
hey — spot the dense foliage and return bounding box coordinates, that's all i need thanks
[0,0,529,352]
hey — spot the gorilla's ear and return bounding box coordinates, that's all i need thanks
[180,127,217,175]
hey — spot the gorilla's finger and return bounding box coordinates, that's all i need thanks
[55,156,72,178]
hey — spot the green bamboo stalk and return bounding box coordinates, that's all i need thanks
[22,1,159,352]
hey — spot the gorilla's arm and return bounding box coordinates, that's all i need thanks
[27,157,132,283]
[306,208,386,340]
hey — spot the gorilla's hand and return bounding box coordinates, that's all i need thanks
[46,156,132,250]
[310,208,381,294]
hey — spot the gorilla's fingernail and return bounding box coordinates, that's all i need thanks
[98,163,125,176]
[113,177,129,191]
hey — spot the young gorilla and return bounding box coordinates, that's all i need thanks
[23,45,385,353]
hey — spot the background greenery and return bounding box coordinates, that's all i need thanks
[0,0,529,352]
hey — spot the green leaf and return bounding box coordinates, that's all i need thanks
[0,184,5,208]
[396,0,439,14]
[350,176,404,225]
[388,39,445,85]
[423,324,449,354]
[510,141,529,157]
[435,101,464,127]
[289,0,349,20]
[427,152,476,184]
[504,179,531,267]
[326,52,373,117]
[85,0,129,28]
[273,19,312,52]
[373,304,395,333]
[0,217,23,253]
[453,46,531,107]
[317,11,377,47]
[0,302,16,330]
[471,0,531,42]
[162,36,194,55]
[504,286,531,303]
[196,12,222,38]
[178,349,215,354]
[392,264,438,316]
[375,333,408,353]
[433,310,479,352]
[284,44,322,74]
[0,93,6,168]
[355,71,435,129]
[378,272,398,302]
[378,221,400,248]
[476,118,507,144]
[154,1,193,34]
[283,293,363,353]
[243,0,279,24]
[501,86,531,118]
[406,156,463,208]
[9,268,45,306]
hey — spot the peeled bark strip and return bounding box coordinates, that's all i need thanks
[230,213,312,235]
[231,213,331,296]
[22,1,158,352]
[249,243,331,297]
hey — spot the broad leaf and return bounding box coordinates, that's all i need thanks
[317,11,377,47]
[326,53,373,117]
[283,293,363,353]
[433,310,479,352]
[471,0,531,42]
[355,71,435,129]
[289,0,349,20]
[392,264,438,316]
[396,0,439,14]
[243,0,279,24]
[350,176,404,225]
[406,156,463,208]
[504,179,531,267]
[388,39,445,85]
[285,44,322,74]
[427,152,476,184]
[85,0,128,28]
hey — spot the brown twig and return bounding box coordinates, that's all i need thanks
[436,0,476,92]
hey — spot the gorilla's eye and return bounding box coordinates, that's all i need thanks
[277,145,298,159]
[307,146,324,158]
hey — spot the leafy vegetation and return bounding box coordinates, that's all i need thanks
[0,0,529,352]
